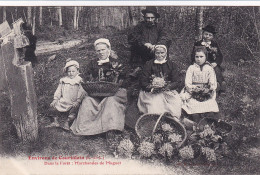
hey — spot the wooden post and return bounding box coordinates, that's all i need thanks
[0,42,7,90]
[0,21,38,143]
[0,21,12,90]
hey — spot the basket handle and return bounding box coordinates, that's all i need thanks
[151,113,165,139]
[170,115,187,148]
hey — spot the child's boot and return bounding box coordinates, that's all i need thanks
[63,114,76,131]
[45,117,60,128]
[63,120,70,131]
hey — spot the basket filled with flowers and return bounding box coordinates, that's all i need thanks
[198,117,233,136]
[152,112,187,149]
[135,112,187,149]
[82,61,123,97]
[82,81,119,97]
[135,113,163,140]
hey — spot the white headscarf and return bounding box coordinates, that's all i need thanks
[94,38,111,49]
[94,38,111,65]
[154,45,167,64]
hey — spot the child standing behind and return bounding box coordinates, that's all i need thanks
[191,25,226,94]
[21,22,38,67]
[181,46,219,123]
[46,60,86,130]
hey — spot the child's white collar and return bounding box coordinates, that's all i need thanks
[201,41,211,47]
[60,75,82,85]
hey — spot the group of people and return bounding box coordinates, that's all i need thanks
[46,7,226,140]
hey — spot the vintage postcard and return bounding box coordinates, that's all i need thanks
[0,1,259,175]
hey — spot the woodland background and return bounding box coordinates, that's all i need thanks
[0,6,259,57]
[0,6,259,175]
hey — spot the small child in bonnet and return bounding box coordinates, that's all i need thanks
[46,59,86,130]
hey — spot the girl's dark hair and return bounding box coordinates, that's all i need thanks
[194,46,208,60]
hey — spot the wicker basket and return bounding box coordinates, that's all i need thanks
[198,117,232,135]
[135,113,163,139]
[135,112,187,148]
[82,81,119,97]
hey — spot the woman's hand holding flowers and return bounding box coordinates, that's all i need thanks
[147,75,168,94]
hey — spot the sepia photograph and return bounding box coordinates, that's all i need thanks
[0,1,259,175]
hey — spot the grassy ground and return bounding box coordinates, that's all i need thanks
[0,28,259,174]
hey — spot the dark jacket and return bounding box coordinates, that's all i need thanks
[128,21,171,63]
[191,40,223,65]
[83,57,126,85]
[140,59,181,92]
[128,21,169,47]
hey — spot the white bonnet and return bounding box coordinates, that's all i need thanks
[154,45,167,52]
[64,60,79,72]
[94,38,111,48]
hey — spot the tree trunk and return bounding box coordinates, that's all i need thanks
[63,7,69,30]
[76,7,80,29]
[253,7,260,51]
[15,7,18,20]
[32,7,36,35]
[73,6,78,30]
[27,7,32,25]
[0,35,38,143]
[58,6,62,26]
[196,6,204,40]
[49,8,52,26]
[39,6,42,26]
[3,7,6,22]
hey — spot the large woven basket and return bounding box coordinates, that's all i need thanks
[82,81,119,97]
[135,112,187,148]
[198,117,232,135]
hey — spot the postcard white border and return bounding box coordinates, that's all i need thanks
[0,1,259,6]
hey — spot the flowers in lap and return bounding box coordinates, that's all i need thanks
[191,84,213,102]
[152,76,166,88]
[147,74,169,93]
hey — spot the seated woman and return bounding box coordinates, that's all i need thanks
[137,45,182,118]
[180,46,219,123]
[70,38,127,137]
